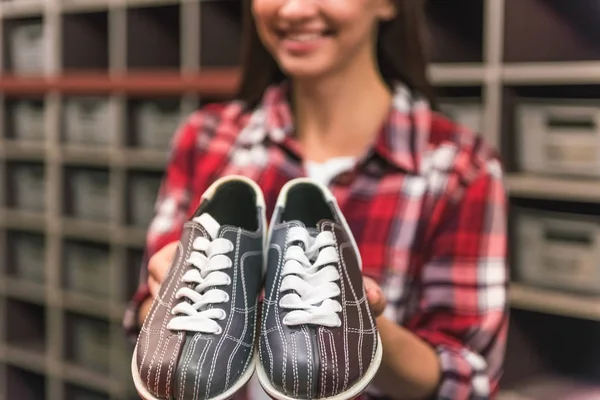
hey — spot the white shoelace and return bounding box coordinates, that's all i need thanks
[279,225,342,327]
[167,214,234,334]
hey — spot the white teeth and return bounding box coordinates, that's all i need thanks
[286,33,322,42]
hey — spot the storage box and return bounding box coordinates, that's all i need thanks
[10,232,45,283]
[70,169,111,221]
[12,99,45,142]
[439,99,483,133]
[11,164,45,212]
[10,21,48,75]
[514,208,600,294]
[135,100,182,149]
[129,173,162,227]
[517,99,600,177]
[63,241,110,298]
[68,315,110,372]
[64,97,114,146]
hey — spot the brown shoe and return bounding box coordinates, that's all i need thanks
[132,175,266,400]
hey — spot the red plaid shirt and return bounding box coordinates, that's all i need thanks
[124,82,509,399]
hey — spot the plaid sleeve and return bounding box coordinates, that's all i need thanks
[407,156,509,400]
[122,110,209,343]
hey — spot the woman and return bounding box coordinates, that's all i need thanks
[124,0,509,399]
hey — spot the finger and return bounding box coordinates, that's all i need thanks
[149,242,178,283]
[366,287,386,317]
[148,276,161,299]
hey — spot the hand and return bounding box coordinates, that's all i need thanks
[148,241,179,299]
[138,241,178,327]
[364,276,386,317]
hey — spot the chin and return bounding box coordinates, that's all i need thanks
[276,57,335,81]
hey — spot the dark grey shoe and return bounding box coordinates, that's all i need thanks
[132,175,266,400]
[257,178,382,400]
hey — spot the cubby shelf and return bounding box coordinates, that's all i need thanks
[510,283,600,322]
[506,174,600,203]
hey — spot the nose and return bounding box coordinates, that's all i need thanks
[278,0,318,20]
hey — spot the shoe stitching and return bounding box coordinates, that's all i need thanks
[192,337,213,400]
[225,246,259,388]
[179,334,202,400]
[339,240,365,377]
[145,238,190,395]
[205,227,241,399]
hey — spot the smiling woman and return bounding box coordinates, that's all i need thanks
[238,0,436,108]
[125,0,509,400]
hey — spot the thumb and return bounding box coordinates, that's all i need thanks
[364,277,386,317]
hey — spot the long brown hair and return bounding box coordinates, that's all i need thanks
[236,0,436,109]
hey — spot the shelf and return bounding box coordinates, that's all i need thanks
[62,361,115,395]
[122,148,168,169]
[61,218,111,243]
[1,346,46,375]
[0,208,45,231]
[499,374,600,400]
[0,64,488,96]
[510,283,600,321]
[503,61,600,85]
[62,291,125,322]
[506,174,600,202]
[0,69,240,95]
[0,276,46,305]
[61,0,111,14]
[0,1,45,18]
[428,64,485,85]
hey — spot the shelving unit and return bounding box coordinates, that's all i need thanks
[0,0,599,398]
[0,0,237,398]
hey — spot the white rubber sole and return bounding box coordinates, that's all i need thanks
[255,333,383,400]
[131,346,259,400]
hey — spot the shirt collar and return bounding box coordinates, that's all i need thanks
[238,81,430,174]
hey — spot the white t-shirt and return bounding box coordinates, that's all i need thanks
[247,156,356,400]
[304,156,356,186]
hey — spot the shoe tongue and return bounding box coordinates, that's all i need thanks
[193,213,221,239]
[288,220,319,237]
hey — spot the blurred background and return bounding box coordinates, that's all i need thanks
[1,0,600,399]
